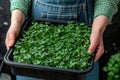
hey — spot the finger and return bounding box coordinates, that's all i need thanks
[94,41,104,62]
[5,34,10,50]
[6,31,16,50]
[88,34,99,54]
[88,41,98,54]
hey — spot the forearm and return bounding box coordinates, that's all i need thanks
[10,9,25,30]
[92,15,108,34]
[9,9,25,37]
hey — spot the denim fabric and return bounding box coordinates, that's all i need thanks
[85,61,99,80]
[16,76,43,80]
[31,0,93,24]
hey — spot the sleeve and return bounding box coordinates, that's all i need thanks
[10,0,31,16]
[94,0,120,22]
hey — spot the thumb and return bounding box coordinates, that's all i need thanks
[6,32,16,50]
[88,35,98,54]
[8,38,15,49]
[88,41,97,54]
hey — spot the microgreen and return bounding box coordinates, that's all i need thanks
[103,52,120,80]
[13,21,92,71]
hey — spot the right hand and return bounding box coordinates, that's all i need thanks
[5,10,25,50]
[5,25,21,50]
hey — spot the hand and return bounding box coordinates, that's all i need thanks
[5,10,25,50]
[88,16,108,62]
[5,25,21,50]
[88,28,104,62]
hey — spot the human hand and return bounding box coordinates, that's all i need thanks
[5,25,21,50]
[88,16,108,62]
[5,10,25,50]
[88,28,104,62]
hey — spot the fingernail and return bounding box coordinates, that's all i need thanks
[8,43,11,47]
[88,50,92,54]
[94,59,97,62]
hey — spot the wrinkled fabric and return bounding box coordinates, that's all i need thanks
[31,0,93,24]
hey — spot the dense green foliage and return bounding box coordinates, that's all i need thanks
[103,52,120,80]
[13,21,92,71]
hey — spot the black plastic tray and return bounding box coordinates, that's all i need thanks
[4,18,94,80]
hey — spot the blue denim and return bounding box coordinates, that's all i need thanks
[85,61,99,80]
[31,0,93,24]
[16,76,41,80]
[17,0,98,80]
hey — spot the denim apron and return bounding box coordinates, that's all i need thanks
[31,0,94,25]
[25,0,99,80]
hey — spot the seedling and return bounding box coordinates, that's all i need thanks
[13,21,92,71]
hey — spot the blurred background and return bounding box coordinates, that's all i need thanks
[0,0,12,78]
[0,0,120,80]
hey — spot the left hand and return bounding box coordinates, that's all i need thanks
[88,15,109,62]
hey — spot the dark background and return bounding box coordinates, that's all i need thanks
[99,3,120,80]
[0,0,11,58]
[0,0,12,77]
[0,0,120,80]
